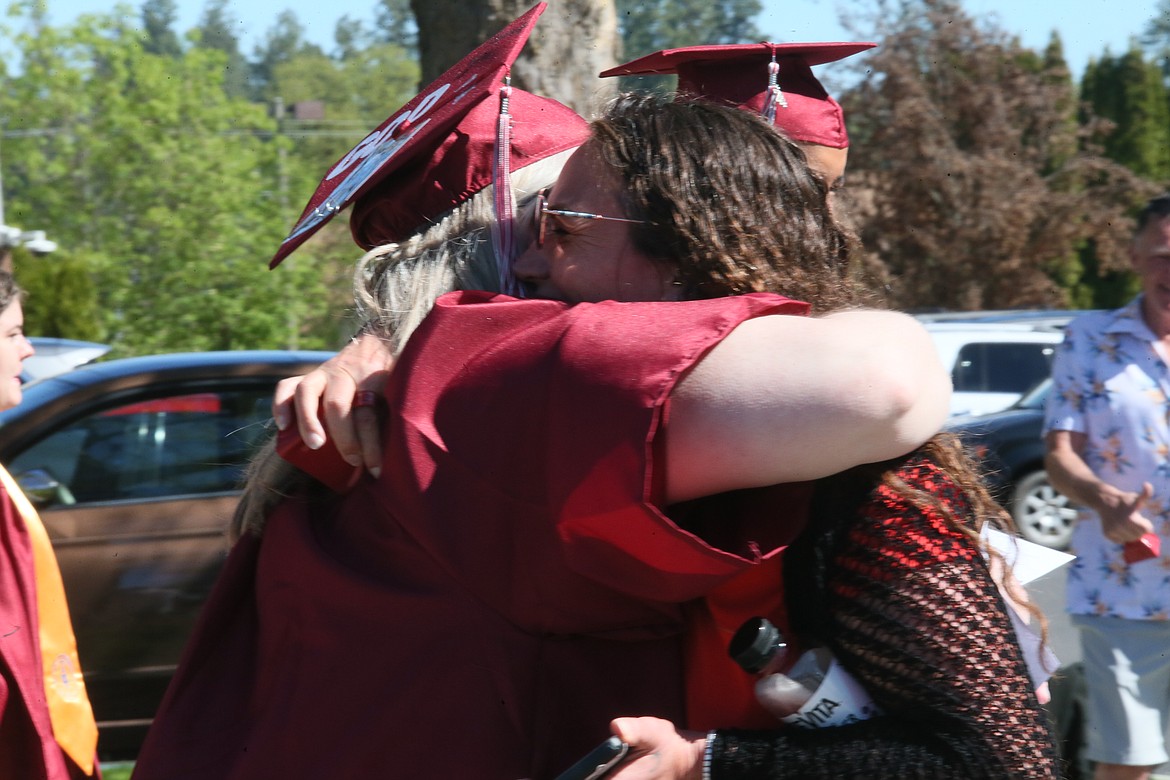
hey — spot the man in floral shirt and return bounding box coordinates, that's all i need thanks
[1044,193,1170,780]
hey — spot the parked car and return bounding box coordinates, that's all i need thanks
[914,308,1087,329]
[0,349,333,760]
[945,379,1076,549]
[21,337,112,382]
[923,321,1066,417]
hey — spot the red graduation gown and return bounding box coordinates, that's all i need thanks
[0,471,94,780]
[134,292,809,779]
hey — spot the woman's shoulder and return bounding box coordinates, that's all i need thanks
[418,291,811,367]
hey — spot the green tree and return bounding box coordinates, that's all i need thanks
[1081,44,1170,180]
[616,0,761,57]
[251,11,326,103]
[12,250,104,341]
[267,43,419,209]
[612,0,762,92]
[1034,32,1079,174]
[0,7,340,354]
[1142,0,1170,80]
[375,0,418,53]
[333,16,371,62]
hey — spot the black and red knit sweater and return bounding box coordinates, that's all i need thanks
[710,455,1061,779]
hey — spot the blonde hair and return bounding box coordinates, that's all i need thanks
[231,150,575,540]
[353,149,575,355]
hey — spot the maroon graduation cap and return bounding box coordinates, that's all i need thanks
[270,1,588,280]
[600,42,875,149]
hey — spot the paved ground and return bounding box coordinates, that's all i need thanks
[1031,568,1170,778]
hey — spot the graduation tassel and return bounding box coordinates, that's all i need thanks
[491,75,518,296]
[763,54,788,125]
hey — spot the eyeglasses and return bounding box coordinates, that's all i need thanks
[534,188,650,248]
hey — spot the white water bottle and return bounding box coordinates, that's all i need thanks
[728,617,882,728]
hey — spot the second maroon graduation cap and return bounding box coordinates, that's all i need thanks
[600,42,875,149]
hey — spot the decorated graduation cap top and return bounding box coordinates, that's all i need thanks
[599,42,875,149]
[270,2,588,271]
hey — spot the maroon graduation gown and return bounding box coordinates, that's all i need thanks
[0,473,95,780]
[134,292,809,779]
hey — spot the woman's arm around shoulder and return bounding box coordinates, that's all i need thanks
[662,309,951,503]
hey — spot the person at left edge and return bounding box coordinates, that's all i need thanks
[0,270,101,780]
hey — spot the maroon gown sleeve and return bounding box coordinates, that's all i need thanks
[709,456,1061,779]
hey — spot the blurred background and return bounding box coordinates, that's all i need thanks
[2,0,1169,359]
[4,1,1170,775]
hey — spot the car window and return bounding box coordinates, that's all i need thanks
[9,389,274,504]
[952,342,1055,395]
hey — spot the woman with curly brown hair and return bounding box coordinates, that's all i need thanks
[508,93,1057,779]
[284,90,1054,776]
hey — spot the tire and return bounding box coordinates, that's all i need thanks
[1011,469,1076,550]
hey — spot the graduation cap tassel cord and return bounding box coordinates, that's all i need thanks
[492,77,518,296]
[764,57,788,126]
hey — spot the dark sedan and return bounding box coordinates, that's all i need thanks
[0,349,333,761]
[945,379,1076,550]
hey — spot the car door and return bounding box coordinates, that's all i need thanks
[6,383,277,758]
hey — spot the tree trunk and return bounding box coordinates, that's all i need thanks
[410,0,620,116]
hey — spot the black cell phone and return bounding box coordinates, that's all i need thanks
[553,736,630,780]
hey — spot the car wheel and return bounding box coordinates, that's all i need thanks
[1011,469,1076,550]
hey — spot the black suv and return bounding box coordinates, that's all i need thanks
[945,379,1075,550]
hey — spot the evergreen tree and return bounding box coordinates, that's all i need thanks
[14,251,105,342]
[616,0,762,57]
[1081,44,1170,180]
[251,11,326,103]
[612,0,763,92]
[1142,0,1170,81]
[268,42,419,202]
[1037,32,1079,174]
[333,16,370,62]
[375,0,418,53]
[141,0,183,58]
[195,0,250,99]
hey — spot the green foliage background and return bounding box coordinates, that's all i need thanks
[1,0,419,356]
[2,0,1170,356]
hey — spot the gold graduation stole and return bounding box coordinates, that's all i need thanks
[0,465,98,775]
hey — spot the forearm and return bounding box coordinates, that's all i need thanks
[1043,441,1118,514]
[710,719,998,780]
[1044,430,1155,541]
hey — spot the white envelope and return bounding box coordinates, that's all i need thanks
[981,526,1075,584]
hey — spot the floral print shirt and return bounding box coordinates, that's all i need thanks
[1043,296,1170,620]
